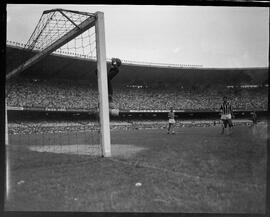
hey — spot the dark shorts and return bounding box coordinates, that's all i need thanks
[222,119,233,128]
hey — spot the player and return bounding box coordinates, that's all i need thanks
[167,107,176,134]
[250,111,258,131]
[108,58,122,107]
[95,58,122,108]
[220,96,233,135]
[251,111,257,125]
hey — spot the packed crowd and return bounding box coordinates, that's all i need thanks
[6,78,268,111]
[113,88,267,110]
[7,79,99,109]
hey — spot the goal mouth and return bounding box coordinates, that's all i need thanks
[6,9,114,157]
[28,144,147,157]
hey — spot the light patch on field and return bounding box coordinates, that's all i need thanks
[28,144,147,157]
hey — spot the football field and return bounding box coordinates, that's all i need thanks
[5,123,267,213]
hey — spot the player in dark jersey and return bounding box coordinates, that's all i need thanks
[252,111,257,124]
[220,96,233,135]
[167,107,176,134]
[250,110,258,135]
[108,58,121,105]
[250,110,258,127]
[95,58,122,108]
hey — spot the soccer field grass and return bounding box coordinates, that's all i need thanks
[5,124,267,213]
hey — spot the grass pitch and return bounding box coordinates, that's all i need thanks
[5,123,267,213]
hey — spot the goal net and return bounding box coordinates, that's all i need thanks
[25,9,96,60]
[6,9,111,158]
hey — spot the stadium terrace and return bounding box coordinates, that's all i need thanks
[6,42,268,113]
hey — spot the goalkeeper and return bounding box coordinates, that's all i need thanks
[96,58,122,108]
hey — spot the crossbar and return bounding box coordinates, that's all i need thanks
[43,8,95,17]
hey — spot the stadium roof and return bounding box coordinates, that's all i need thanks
[6,42,268,85]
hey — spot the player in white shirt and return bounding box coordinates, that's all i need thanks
[167,107,176,134]
[220,96,233,135]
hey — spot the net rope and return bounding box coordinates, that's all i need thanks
[24,10,97,58]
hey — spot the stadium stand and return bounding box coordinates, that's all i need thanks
[6,78,268,111]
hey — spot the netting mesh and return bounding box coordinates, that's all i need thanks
[25,9,97,58]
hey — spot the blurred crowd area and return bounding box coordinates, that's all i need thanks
[8,119,256,135]
[6,78,268,111]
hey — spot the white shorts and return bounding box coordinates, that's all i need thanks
[169,119,176,124]
[221,114,231,120]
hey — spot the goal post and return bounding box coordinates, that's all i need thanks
[95,12,111,157]
[6,9,111,157]
[5,98,8,145]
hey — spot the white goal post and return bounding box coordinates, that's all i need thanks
[5,98,8,145]
[6,10,111,157]
[95,12,111,157]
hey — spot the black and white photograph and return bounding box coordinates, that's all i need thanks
[4,4,269,213]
